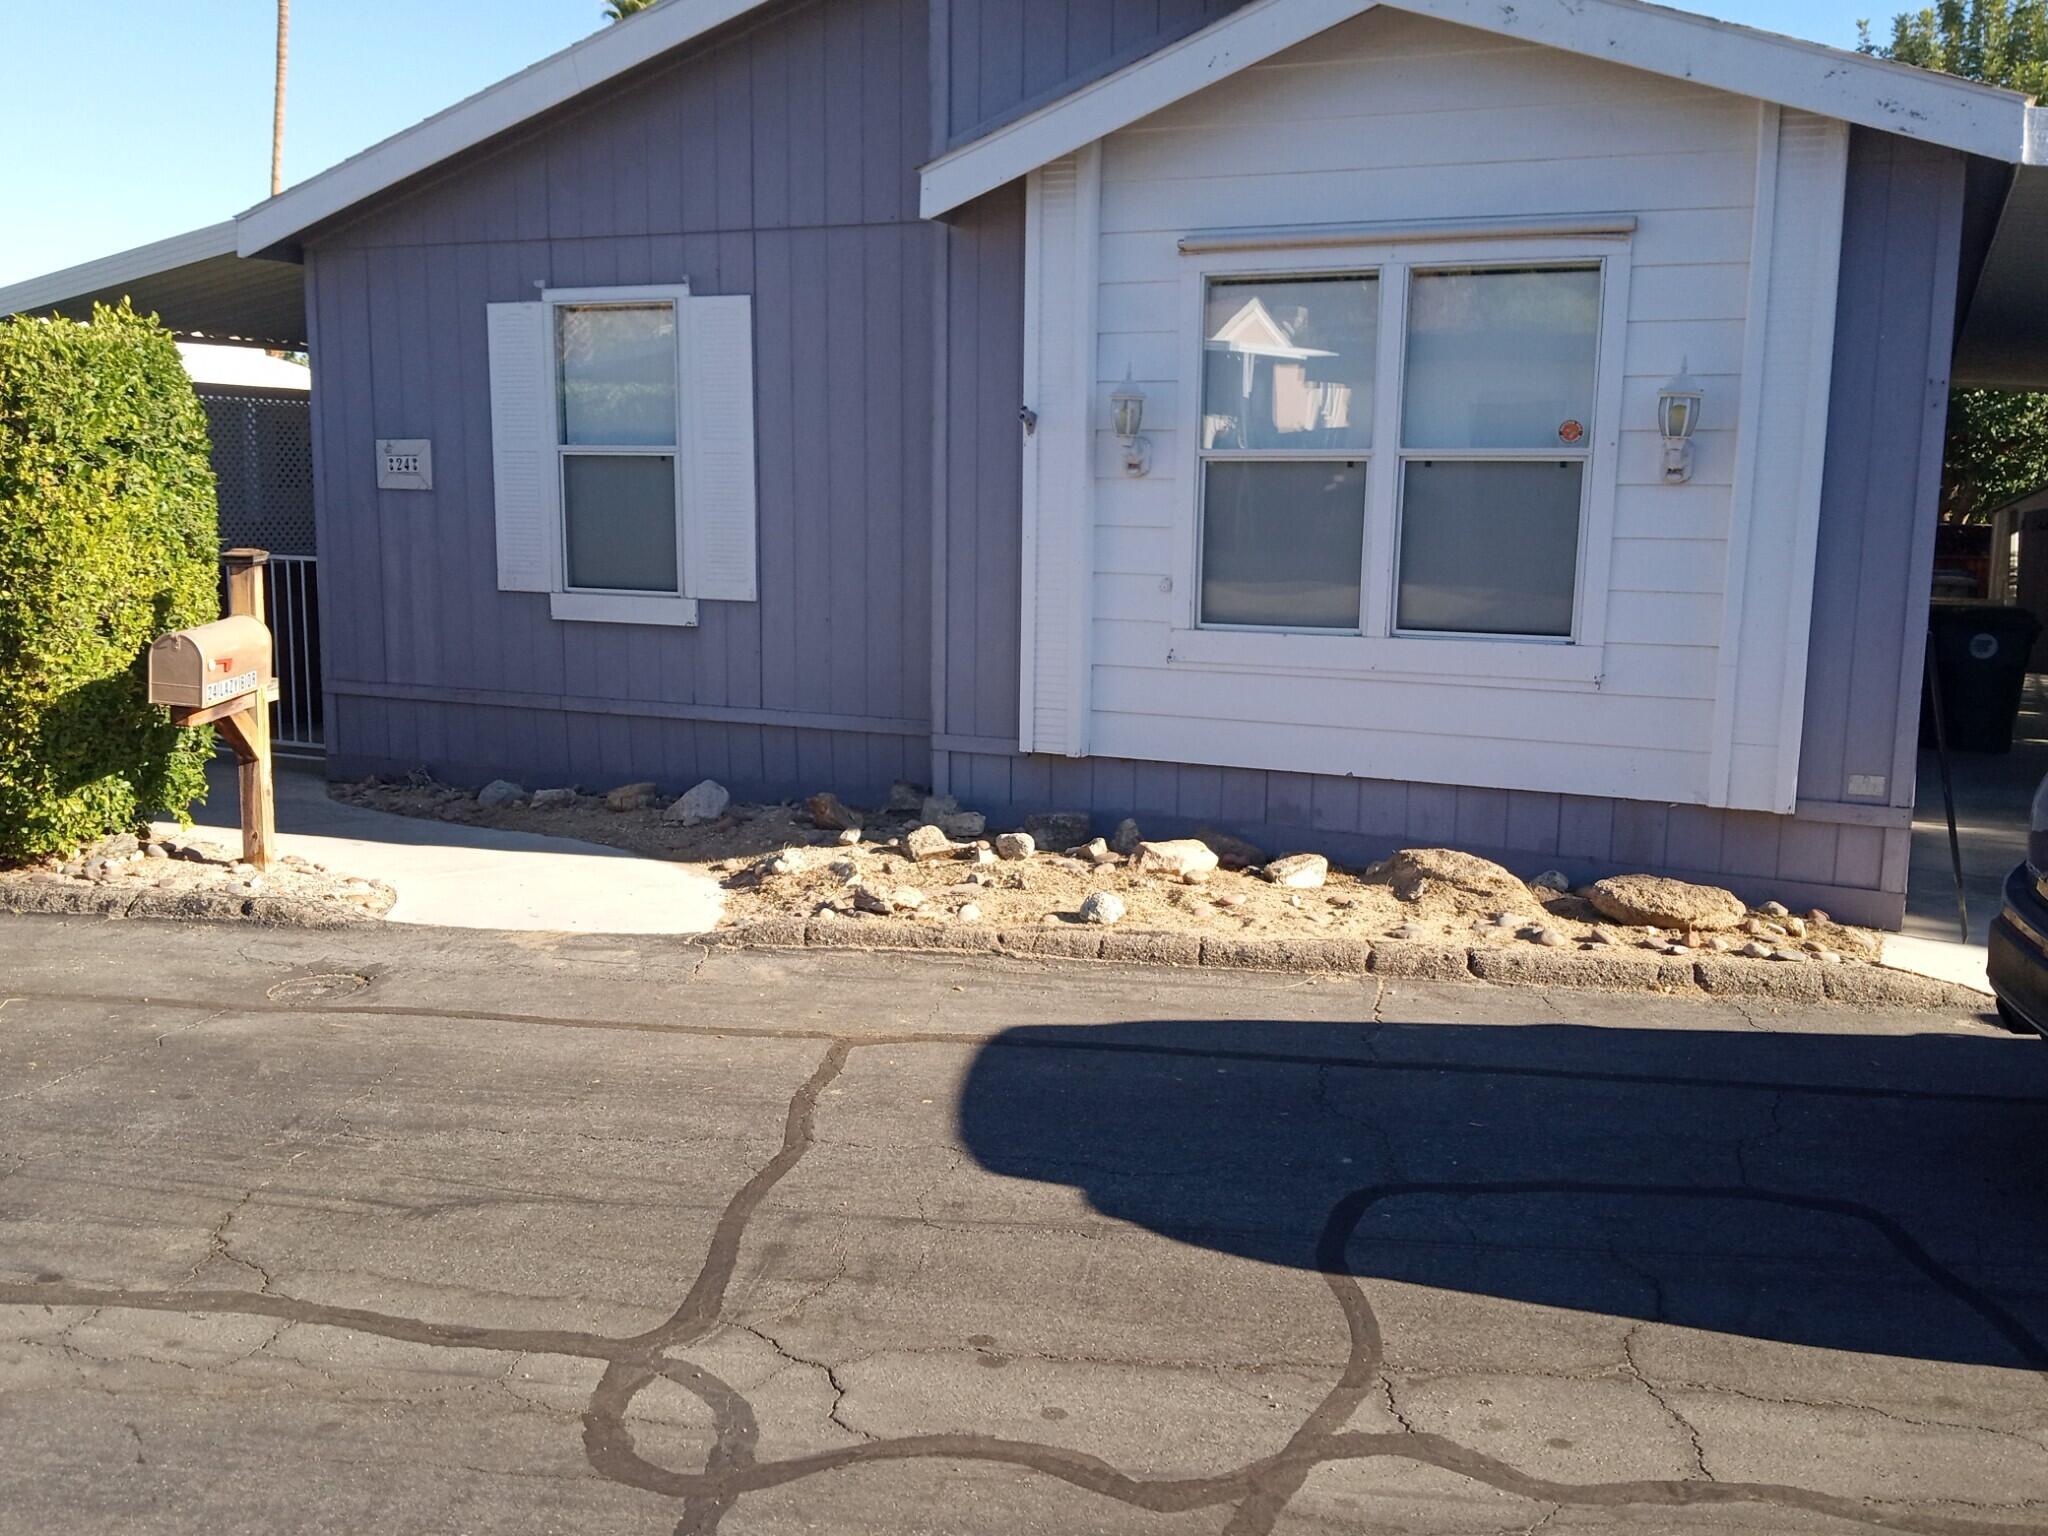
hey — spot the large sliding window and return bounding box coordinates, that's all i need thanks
[1188,247,1616,650]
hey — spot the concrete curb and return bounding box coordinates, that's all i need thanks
[710,918,1995,1012]
[0,877,374,929]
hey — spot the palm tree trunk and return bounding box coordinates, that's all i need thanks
[270,0,290,196]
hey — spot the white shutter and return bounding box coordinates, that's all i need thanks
[486,301,557,593]
[681,294,759,602]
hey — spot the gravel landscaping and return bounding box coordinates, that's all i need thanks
[0,830,395,926]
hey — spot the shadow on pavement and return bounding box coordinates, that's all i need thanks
[958,1016,2048,1371]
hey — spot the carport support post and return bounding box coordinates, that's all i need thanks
[219,548,276,873]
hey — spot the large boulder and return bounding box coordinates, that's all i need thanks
[1380,848,1530,909]
[476,779,525,809]
[1588,874,1747,932]
[606,781,657,812]
[1264,853,1328,890]
[664,779,730,825]
[1133,839,1220,885]
[1025,811,1092,849]
[1195,827,1267,871]
[904,825,960,862]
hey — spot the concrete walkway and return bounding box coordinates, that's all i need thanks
[153,757,723,935]
[1890,675,2048,993]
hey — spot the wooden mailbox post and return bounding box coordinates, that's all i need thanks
[146,548,279,871]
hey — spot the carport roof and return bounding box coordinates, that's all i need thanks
[0,222,306,351]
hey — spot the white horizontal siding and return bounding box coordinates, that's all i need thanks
[1044,7,1845,807]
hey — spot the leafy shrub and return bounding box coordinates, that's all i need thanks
[0,303,220,862]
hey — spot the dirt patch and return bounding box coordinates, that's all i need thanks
[0,830,395,926]
[331,777,1883,970]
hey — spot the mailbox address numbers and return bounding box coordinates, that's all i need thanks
[377,437,433,491]
[203,669,263,706]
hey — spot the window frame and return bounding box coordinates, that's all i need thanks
[1170,235,1632,686]
[542,283,694,606]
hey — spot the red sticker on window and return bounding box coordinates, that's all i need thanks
[1558,420,1585,444]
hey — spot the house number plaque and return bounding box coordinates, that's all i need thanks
[377,438,434,490]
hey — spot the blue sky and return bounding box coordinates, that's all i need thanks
[0,1,1890,286]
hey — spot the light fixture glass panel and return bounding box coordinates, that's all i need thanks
[1201,276,1377,452]
[557,303,678,447]
[563,454,679,592]
[1396,460,1582,636]
[1200,460,1367,629]
[1403,267,1600,450]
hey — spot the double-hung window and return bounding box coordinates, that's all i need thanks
[486,283,759,625]
[1187,244,1619,661]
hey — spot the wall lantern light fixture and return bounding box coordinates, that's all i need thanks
[1658,369,1704,485]
[1111,370,1152,477]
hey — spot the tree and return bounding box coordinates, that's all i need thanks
[271,0,289,196]
[602,0,657,20]
[1861,1,2048,520]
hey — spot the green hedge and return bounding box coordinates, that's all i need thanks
[0,303,220,862]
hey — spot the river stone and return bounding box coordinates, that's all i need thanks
[1588,874,1747,932]
[1264,853,1328,890]
[1382,848,1529,909]
[1133,839,1220,885]
[994,832,1035,861]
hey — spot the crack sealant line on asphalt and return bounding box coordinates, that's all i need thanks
[9,1032,2048,1535]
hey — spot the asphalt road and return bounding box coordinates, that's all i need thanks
[2,914,2046,1535]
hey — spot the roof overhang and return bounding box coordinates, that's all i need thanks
[0,222,307,350]
[235,0,776,256]
[919,0,2038,217]
[1955,164,2048,389]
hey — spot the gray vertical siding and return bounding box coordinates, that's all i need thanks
[926,126,1963,929]
[307,0,938,803]
[935,0,1253,146]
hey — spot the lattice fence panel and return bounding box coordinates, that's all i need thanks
[199,391,316,556]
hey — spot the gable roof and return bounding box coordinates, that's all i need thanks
[919,0,2042,217]
[236,0,776,256]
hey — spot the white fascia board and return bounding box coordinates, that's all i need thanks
[235,0,774,255]
[0,221,237,317]
[921,0,2035,218]
[921,0,1382,218]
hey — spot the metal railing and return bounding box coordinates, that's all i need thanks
[219,554,323,753]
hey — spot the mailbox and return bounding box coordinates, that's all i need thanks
[147,616,273,712]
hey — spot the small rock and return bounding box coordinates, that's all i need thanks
[1024,811,1092,850]
[1739,940,1770,959]
[958,902,983,923]
[1215,892,1248,910]
[1587,926,1620,946]
[1132,839,1220,885]
[1768,948,1804,962]
[1041,912,1063,926]
[854,881,927,915]
[970,847,998,867]
[994,832,1036,861]
[1492,912,1522,929]
[605,781,657,812]
[1588,874,1747,932]
[531,787,579,809]
[477,779,526,808]
[1758,900,1790,918]
[665,779,731,826]
[828,859,859,882]
[1809,909,1832,925]
[1391,924,1423,940]
[1782,915,1808,939]
[758,853,800,878]
[233,862,256,877]
[1070,838,1118,866]
[1111,818,1143,856]
[1264,853,1328,890]
[1195,827,1267,871]
[103,834,139,858]
[836,827,863,846]
[1078,891,1126,926]
[1815,949,1841,964]
[806,792,861,831]
[905,825,959,862]
[1708,936,1734,953]
[1530,869,1571,893]
[887,780,927,813]
[143,843,168,860]
[1536,928,1567,948]
[962,870,990,887]
[242,876,264,894]
[1663,942,1688,956]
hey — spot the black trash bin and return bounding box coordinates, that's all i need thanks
[1921,602,2043,753]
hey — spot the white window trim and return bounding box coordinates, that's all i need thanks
[542,283,699,628]
[1168,233,1632,688]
